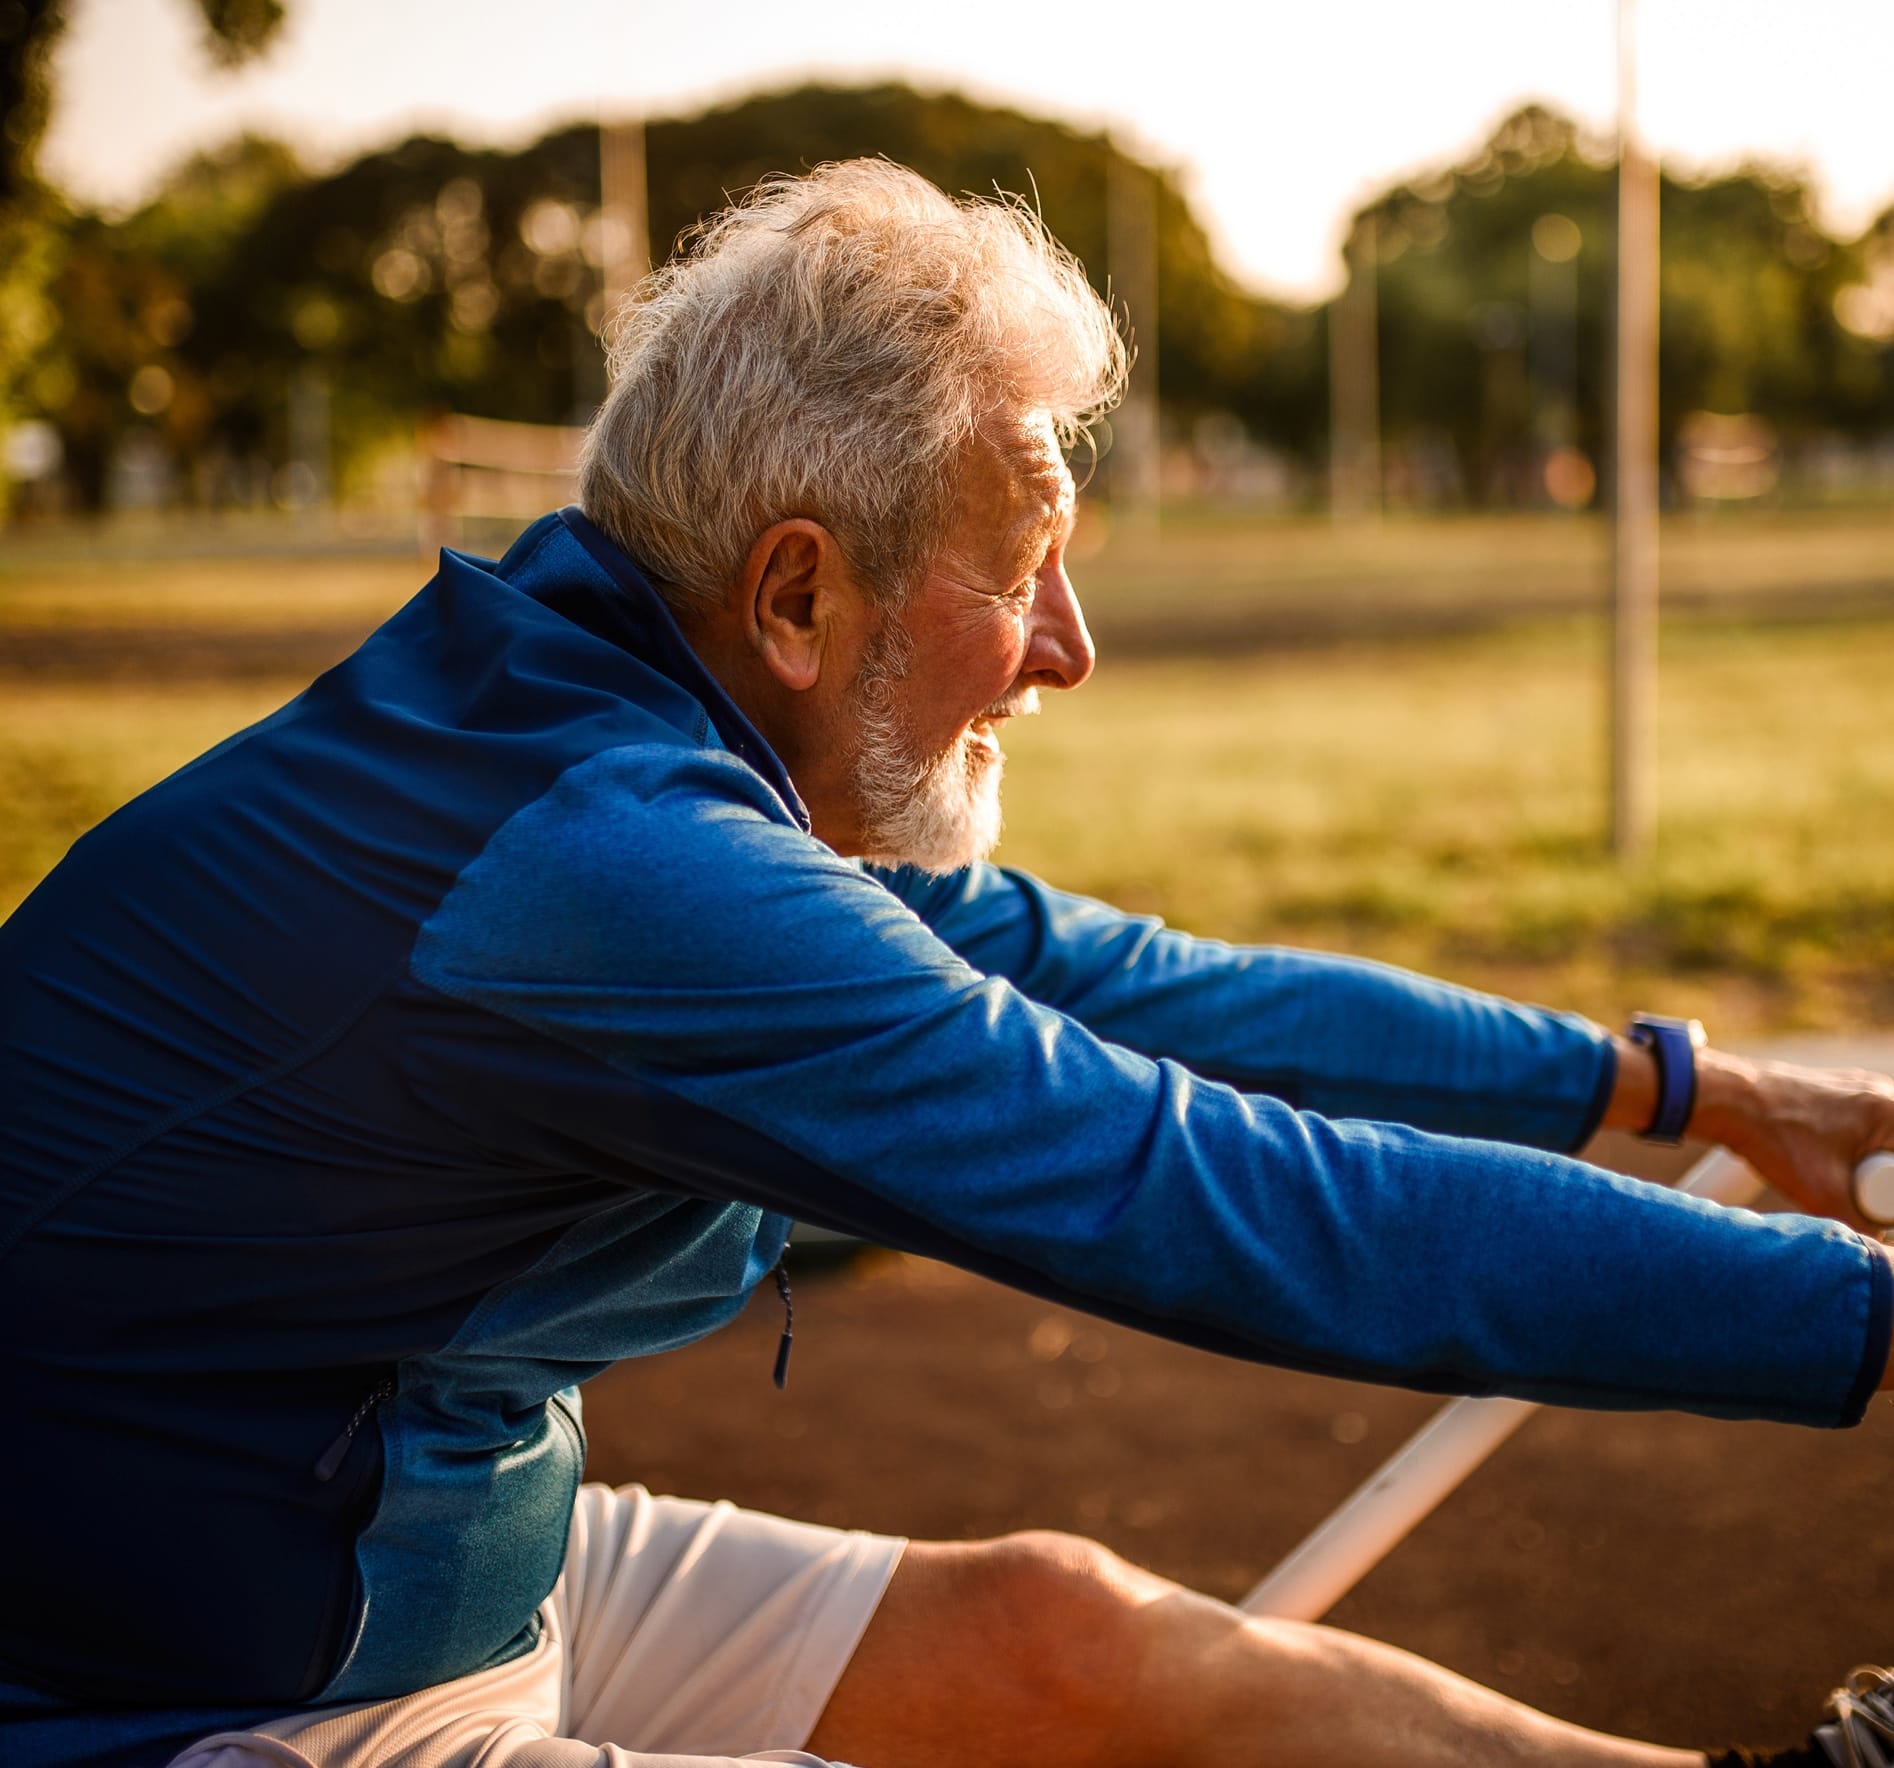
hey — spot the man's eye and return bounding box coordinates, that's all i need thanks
[1012,558,1051,600]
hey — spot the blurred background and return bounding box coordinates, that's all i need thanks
[6,0,1894,1026]
[3,1,1893,1749]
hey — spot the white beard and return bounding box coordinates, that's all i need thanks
[848,620,1017,875]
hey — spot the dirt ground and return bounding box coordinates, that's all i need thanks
[583,1128,1894,1758]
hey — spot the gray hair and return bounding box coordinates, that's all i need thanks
[578,158,1127,611]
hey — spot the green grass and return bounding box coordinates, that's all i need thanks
[995,616,1894,1032]
[5,510,1894,1033]
[0,679,303,917]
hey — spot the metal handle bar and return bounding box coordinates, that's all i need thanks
[1857,1151,1894,1223]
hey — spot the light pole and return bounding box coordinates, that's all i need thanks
[598,117,651,348]
[1610,0,1660,859]
[1328,214,1381,522]
[1107,147,1162,536]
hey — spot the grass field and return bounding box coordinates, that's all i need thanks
[5,506,1894,1032]
[999,617,1894,1029]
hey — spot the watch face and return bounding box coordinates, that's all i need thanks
[1631,1012,1707,1047]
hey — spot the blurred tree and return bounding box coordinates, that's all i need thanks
[637,84,1310,450]
[14,81,1892,514]
[1815,200,1893,439]
[1,0,284,196]
[34,134,304,505]
[1357,106,1614,504]
[1,0,71,470]
[0,0,286,505]
[22,82,1320,509]
[0,0,62,210]
[1347,104,1884,507]
[193,0,284,67]
[1657,168,1868,441]
[162,127,609,486]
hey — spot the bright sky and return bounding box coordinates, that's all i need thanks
[42,0,1894,301]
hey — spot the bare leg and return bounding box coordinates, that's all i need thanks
[807,1531,1704,1768]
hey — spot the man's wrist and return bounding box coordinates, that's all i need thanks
[1603,1035,1760,1145]
[1686,1048,1762,1144]
[1602,1034,1660,1135]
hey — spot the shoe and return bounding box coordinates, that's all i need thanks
[1815,1666,1894,1768]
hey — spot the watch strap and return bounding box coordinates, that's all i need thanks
[1626,1013,1705,1144]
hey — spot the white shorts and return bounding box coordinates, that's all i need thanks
[168,1485,907,1768]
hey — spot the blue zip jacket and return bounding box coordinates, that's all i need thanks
[2,509,1887,1767]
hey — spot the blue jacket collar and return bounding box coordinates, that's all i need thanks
[544,507,811,833]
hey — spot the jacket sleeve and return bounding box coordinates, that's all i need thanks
[409,743,1891,1428]
[875,862,1615,1152]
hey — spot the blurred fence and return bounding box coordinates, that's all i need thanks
[419,415,586,556]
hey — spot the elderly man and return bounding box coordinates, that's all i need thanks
[2,160,1891,1768]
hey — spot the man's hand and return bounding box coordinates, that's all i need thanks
[1610,1035,1894,1230]
[1695,1049,1894,1230]
[1605,1039,1894,1396]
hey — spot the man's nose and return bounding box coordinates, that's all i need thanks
[1026,564,1095,692]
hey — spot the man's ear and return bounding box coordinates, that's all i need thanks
[737,519,869,693]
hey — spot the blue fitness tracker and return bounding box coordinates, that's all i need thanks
[1626,1013,1707,1144]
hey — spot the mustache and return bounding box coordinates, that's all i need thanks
[977,688,1041,722]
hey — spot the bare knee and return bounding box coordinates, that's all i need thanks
[964,1530,1164,1715]
[927,1536,1348,1758]
[810,1529,1174,1768]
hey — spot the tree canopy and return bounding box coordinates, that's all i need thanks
[0,0,286,475]
[1355,103,1890,498]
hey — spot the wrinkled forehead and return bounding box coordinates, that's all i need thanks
[955,411,1075,543]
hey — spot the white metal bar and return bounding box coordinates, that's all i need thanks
[1240,1392,1539,1623]
[1240,1146,1765,1620]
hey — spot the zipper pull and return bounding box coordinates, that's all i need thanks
[771,1259,794,1391]
[314,1379,394,1482]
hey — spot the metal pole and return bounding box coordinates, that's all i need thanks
[1328,215,1381,521]
[599,117,650,329]
[1611,0,1660,858]
[1242,1394,1538,1622]
[287,366,331,523]
[1106,148,1161,537]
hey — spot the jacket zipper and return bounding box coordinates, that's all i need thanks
[313,1379,394,1482]
[772,1258,793,1390]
